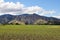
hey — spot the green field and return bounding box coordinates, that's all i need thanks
[0,25,60,40]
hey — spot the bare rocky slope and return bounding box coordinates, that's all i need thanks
[0,14,60,25]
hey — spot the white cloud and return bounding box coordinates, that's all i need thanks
[53,15,60,19]
[0,0,56,15]
[0,0,4,3]
[40,10,56,15]
[23,6,43,14]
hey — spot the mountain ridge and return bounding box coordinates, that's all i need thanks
[0,14,60,25]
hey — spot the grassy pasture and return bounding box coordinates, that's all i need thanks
[0,25,60,40]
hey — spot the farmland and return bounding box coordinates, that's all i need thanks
[0,25,60,40]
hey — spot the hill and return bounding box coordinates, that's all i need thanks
[0,14,60,25]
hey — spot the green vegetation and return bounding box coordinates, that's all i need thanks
[0,25,60,40]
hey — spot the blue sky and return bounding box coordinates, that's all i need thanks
[0,0,60,18]
[5,0,60,16]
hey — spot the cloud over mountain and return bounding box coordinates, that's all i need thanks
[0,0,55,15]
[53,15,60,19]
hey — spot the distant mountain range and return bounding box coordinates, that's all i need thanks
[0,14,60,25]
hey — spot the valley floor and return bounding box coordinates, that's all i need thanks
[0,25,60,40]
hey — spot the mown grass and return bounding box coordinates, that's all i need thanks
[0,25,60,40]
